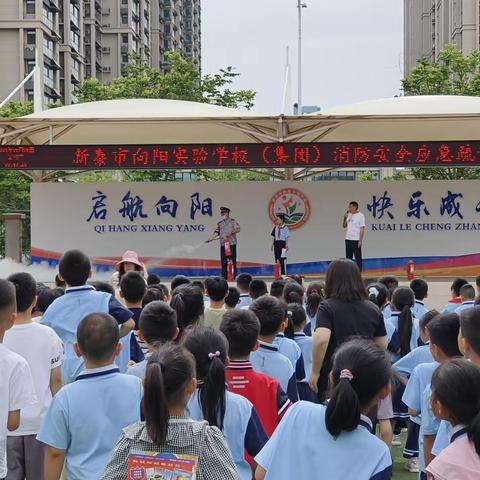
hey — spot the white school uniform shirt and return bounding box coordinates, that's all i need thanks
[272,224,290,241]
[0,344,37,478]
[126,351,152,379]
[455,300,475,314]
[237,294,252,309]
[274,333,305,381]
[187,389,267,480]
[293,332,313,380]
[345,212,366,241]
[431,419,451,457]
[4,323,64,435]
[37,364,143,480]
[412,300,429,320]
[382,303,392,321]
[442,301,461,313]
[255,401,392,480]
[392,344,434,378]
[250,341,298,402]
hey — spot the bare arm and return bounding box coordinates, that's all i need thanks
[44,447,65,480]
[408,407,420,417]
[424,435,436,467]
[7,410,20,431]
[49,366,63,396]
[255,466,267,480]
[119,318,135,338]
[308,327,331,392]
[342,214,348,229]
[358,226,365,246]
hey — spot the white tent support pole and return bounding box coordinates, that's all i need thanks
[218,122,279,142]
[0,124,45,142]
[41,124,76,145]
[282,121,344,143]
[0,70,35,109]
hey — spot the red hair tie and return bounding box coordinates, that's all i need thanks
[339,369,354,381]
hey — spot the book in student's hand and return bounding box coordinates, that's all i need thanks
[127,451,198,480]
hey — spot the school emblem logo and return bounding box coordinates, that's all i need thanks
[268,188,311,230]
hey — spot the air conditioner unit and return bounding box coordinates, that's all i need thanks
[102,8,110,15]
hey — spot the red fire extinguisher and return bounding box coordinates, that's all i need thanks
[227,260,234,281]
[274,261,281,279]
[224,240,232,257]
[406,260,415,280]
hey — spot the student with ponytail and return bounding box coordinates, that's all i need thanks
[103,344,239,480]
[304,282,325,336]
[282,280,304,306]
[169,284,205,337]
[426,359,480,480]
[183,327,268,480]
[255,339,392,480]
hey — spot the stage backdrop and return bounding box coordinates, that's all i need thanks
[31,181,480,277]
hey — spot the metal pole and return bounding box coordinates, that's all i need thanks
[297,0,303,115]
[0,70,35,109]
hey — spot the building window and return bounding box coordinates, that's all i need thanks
[121,33,128,43]
[26,30,36,45]
[121,14,128,25]
[26,0,35,14]
[25,60,35,74]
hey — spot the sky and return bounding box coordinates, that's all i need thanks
[201,0,404,114]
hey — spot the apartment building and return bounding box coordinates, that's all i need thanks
[0,0,201,106]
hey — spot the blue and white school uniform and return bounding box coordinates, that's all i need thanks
[237,294,252,309]
[455,300,475,315]
[274,333,305,382]
[402,361,439,470]
[420,383,441,474]
[187,389,267,480]
[393,345,434,378]
[383,303,393,321]
[442,300,461,313]
[126,352,152,379]
[293,332,317,402]
[255,401,392,480]
[304,311,316,336]
[385,312,421,364]
[37,365,142,480]
[413,300,428,320]
[41,285,132,384]
[431,420,451,457]
[250,341,298,402]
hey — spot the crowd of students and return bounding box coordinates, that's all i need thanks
[2,249,480,479]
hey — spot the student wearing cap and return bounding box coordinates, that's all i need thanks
[110,250,147,291]
[271,213,290,275]
[207,207,241,280]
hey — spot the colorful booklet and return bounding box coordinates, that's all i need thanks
[128,451,198,480]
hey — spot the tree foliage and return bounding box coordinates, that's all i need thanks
[402,45,480,179]
[76,52,256,109]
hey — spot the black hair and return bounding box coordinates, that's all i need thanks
[283,280,304,305]
[182,327,228,430]
[36,287,64,314]
[118,262,142,281]
[191,280,205,292]
[451,278,469,296]
[427,313,461,358]
[287,274,304,286]
[220,309,260,357]
[224,287,240,309]
[0,279,16,316]
[306,282,325,318]
[170,284,204,335]
[139,301,178,346]
[378,276,399,291]
[367,282,388,309]
[391,287,415,358]
[249,295,286,336]
[430,358,480,456]
[326,339,390,438]
[158,283,170,298]
[476,275,480,288]
[59,249,91,287]
[7,272,36,313]
[205,276,229,302]
[409,278,428,301]
[236,273,252,292]
[419,309,440,331]
[349,201,359,209]
[270,279,286,298]
[249,279,268,300]
[89,280,115,296]
[120,271,146,303]
[325,259,367,302]
[144,344,195,446]
[460,284,476,300]
[284,303,307,339]
[147,273,161,286]
[460,306,480,356]
[77,313,119,362]
[142,286,165,307]
[54,274,66,288]
[170,275,191,292]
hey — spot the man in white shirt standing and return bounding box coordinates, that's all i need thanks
[343,201,366,272]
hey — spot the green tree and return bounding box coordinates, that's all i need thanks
[402,45,480,179]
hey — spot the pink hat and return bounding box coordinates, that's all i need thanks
[116,250,143,271]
